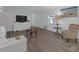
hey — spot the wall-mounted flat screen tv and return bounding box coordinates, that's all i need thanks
[16,15,27,22]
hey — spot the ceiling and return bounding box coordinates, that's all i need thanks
[1,6,73,14]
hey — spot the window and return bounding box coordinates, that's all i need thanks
[48,15,55,24]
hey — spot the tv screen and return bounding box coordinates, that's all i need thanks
[16,15,27,22]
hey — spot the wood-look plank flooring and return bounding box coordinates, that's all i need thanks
[27,29,70,52]
[7,28,79,52]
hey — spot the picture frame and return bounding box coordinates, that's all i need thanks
[61,6,78,18]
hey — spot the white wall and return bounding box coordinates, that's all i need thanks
[0,12,15,32]
[0,11,33,32]
[59,17,79,30]
[31,13,56,32]
[33,14,48,29]
[33,7,79,32]
[31,14,36,26]
[0,6,79,32]
[58,7,79,40]
[58,6,79,31]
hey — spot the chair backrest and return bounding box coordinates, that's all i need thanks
[69,24,79,31]
[69,24,79,36]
